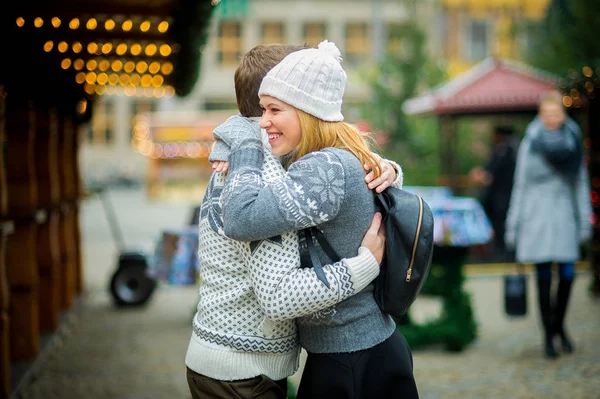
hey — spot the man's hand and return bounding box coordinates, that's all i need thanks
[364,153,397,193]
[360,212,386,265]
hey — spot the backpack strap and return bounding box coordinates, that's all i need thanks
[304,227,338,288]
[311,228,341,262]
[375,192,390,214]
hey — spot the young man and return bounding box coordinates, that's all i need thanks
[185,44,402,399]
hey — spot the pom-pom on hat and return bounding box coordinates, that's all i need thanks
[258,40,347,122]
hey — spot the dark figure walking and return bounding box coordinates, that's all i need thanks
[471,125,517,262]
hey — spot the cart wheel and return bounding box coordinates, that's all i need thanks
[110,264,156,307]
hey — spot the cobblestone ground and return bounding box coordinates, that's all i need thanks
[410,276,600,399]
[15,276,600,399]
[13,188,600,399]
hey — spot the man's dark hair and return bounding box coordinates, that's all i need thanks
[234,43,310,117]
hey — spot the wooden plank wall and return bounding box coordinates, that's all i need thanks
[0,93,83,398]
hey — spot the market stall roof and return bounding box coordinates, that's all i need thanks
[402,58,559,116]
[0,0,216,106]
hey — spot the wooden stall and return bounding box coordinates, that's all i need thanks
[398,59,562,351]
[0,1,216,396]
[403,57,558,192]
[137,111,229,201]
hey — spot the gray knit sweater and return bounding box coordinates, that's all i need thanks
[221,126,397,354]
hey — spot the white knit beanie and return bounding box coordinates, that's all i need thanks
[258,40,347,122]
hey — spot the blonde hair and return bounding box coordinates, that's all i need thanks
[288,109,382,178]
[538,91,564,110]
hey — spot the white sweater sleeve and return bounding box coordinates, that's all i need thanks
[245,230,379,321]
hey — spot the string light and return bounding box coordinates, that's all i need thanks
[157,21,169,33]
[86,18,98,30]
[101,43,113,54]
[111,60,123,72]
[145,44,157,56]
[73,59,84,70]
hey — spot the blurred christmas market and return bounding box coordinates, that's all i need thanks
[0,0,599,397]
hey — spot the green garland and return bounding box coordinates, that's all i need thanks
[170,0,217,97]
[397,246,478,352]
[560,65,600,296]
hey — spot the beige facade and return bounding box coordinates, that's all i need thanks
[82,0,440,185]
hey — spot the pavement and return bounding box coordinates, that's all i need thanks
[10,187,600,399]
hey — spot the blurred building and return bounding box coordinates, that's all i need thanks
[82,0,441,186]
[439,0,551,77]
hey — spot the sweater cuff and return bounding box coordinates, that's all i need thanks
[209,140,231,162]
[343,247,380,290]
[229,141,264,171]
[386,160,403,189]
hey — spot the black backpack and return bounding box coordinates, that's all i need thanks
[304,187,434,317]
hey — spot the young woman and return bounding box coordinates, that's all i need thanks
[186,43,394,399]
[214,41,418,399]
[505,91,591,359]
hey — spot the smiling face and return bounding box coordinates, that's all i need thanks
[259,95,303,157]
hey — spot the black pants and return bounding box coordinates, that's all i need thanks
[297,330,419,399]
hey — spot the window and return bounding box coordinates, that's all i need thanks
[89,99,114,145]
[387,23,412,60]
[519,21,541,58]
[303,22,327,47]
[345,22,370,65]
[466,20,489,61]
[217,20,242,66]
[261,22,285,44]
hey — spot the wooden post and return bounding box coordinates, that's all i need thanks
[0,221,14,399]
[57,113,77,309]
[439,115,458,192]
[0,85,15,399]
[0,88,7,217]
[4,99,40,361]
[72,125,84,295]
[34,106,62,331]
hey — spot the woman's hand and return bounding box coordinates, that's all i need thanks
[364,153,397,193]
[360,212,386,265]
[212,160,229,173]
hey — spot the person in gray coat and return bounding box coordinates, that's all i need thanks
[505,91,592,359]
